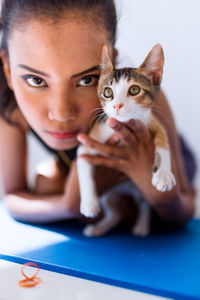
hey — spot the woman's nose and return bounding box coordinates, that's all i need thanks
[48,90,77,122]
[48,110,76,122]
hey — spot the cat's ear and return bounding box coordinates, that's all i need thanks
[138,44,164,86]
[100,45,113,75]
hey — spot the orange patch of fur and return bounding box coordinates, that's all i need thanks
[149,114,169,149]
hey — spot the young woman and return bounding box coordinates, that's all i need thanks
[0,0,196,227]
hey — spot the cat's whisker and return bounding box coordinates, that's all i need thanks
[102,114,108,125]
[97,113,107,125]
[90,107,104,114]
[88,107,105,127]
[89,114,102,127]
[94,111,104,123]
[100,113,107,122]
[89,118,96,128]
[88,109,104,121]
[97,112,106,121]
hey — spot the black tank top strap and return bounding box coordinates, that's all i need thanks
[30,128,77,167]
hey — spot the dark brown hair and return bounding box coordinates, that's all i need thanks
[0,0,117,123]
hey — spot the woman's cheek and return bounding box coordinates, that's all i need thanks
[84,98,99,118]
[13,86,44,124]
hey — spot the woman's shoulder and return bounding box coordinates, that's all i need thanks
[0,108,29,195]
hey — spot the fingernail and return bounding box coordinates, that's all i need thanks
[113,135,120,142]
[107,118,117,128]
[77,134,87,144]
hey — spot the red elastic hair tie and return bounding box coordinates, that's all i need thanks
[18,262,42,288]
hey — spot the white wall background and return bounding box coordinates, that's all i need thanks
[115,0,200,213]
[1,0,200,213]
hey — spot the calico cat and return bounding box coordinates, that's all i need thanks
[77,44,176,236]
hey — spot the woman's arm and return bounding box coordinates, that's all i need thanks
[77,90,195,226]
[3,191,74,223]
[0,115,80,222]
[143,90,195,223]
[0,116,28,195]
[2,160,81,223]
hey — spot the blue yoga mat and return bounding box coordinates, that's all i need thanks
[0,202,200,299]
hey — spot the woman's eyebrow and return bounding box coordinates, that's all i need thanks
[17,64,50,77]
[72,66,100,78]
[17,64,100,78]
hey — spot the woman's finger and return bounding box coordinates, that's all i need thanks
[107,133,121,145]
[126,119,149,144]
[106,118,138,146]
[77,134,128,159]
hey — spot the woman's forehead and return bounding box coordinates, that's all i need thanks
[8,18,110,76]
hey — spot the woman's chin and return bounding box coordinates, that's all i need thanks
[44,135,79,150]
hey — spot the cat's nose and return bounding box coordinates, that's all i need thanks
[113,103,124,113]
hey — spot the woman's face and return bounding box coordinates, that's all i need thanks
[4,16,112,150]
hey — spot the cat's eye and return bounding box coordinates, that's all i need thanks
[22,75,47,88]
[77,75,99,87]
[103,87,113,98]
[129,85,140,96]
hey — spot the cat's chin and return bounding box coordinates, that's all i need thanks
[115,116,133,122]
[110,114,140,123]
[109,110,151,125]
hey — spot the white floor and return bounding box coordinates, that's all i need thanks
[0,260,170,300]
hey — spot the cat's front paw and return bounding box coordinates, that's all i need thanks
[83,224,104,237]
[80,199,101,218]
[152,169,176,192]
[131,223,150,237]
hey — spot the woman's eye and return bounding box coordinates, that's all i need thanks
[22,75,47,88]
[78,75,99,87]
[129,85,141,96]
[103,87,113,98]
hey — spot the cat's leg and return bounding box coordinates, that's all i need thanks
[77,145,101,217]
[152,148,176,192]
[83,193,122,237]
[150,115,176,192]
[83,182,137,237]
[131,200,151,237]
[77,122,114,217]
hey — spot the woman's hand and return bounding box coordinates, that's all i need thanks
[77,118,156,199]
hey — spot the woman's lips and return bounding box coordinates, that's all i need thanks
[47,130,78,140]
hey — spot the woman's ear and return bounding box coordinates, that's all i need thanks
[0,50,13,90]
